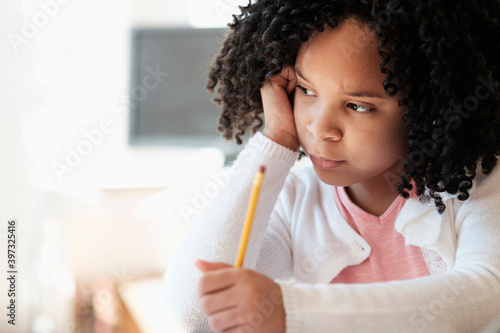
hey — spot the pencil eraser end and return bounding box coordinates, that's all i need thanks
[259,165,266,173]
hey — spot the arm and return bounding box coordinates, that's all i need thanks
[254,209,295,282]
[165,132,298,332]
[277,169,500,333]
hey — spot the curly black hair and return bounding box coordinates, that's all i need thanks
[206,0,500,213]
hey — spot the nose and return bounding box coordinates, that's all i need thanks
[306,106,342,142]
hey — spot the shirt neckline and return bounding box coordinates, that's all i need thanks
[337,186,407,224]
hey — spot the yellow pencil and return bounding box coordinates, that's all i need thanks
[235,165,266,268]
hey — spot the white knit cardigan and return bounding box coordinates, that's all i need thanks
[165,132,500,332]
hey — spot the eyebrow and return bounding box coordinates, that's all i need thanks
[344,89,385,99]
[294,67,386,99]
[294,67,310,83]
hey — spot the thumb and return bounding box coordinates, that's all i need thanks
[194,259,233,273]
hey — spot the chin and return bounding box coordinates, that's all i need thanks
[312,166,353,187]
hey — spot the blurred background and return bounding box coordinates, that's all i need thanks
[0,1,311,332]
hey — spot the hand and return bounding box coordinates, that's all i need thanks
[195,259,286,333]
[260,66,300,152]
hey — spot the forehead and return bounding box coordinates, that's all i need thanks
[298,18,378,56]
[296,20,385,86]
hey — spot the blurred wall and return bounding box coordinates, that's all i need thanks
[1,1,45,332]
[0,1,212,332]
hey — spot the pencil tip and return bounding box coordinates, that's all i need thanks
[259,165,266,173]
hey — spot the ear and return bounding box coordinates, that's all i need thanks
[194,259,233,273]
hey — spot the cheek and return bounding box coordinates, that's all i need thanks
[351,119,407,159]
[373,121,408,158]
[388,120,408,151]
[293,101,310,136]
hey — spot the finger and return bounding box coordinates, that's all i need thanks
[281,65,295,80]
[198,268,238,297]
[282,68,297,108]
[195,259,233,273]
[262,66,294,90]
[261,72,294,106]
[262,75,285,90]
[223,322,250,333]
[282,67,297,94]
[201,287,239,316]
[207,308,247,333]
[285,79,297,96]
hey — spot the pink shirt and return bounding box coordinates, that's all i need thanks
[330,186,430,284]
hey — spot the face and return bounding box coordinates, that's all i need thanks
[294,19,408,190]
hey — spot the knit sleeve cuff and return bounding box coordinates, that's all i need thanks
[276,281,302,333]
[248,132,299,167]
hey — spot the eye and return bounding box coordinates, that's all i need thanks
[296,85,316,97]
[347,103,373,112]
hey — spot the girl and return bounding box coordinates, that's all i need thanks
[165,0,500,332]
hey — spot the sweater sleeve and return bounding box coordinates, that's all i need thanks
[165,132,298,332]
[278,167,500,333]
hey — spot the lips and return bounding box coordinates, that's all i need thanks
[307,152,345,170]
